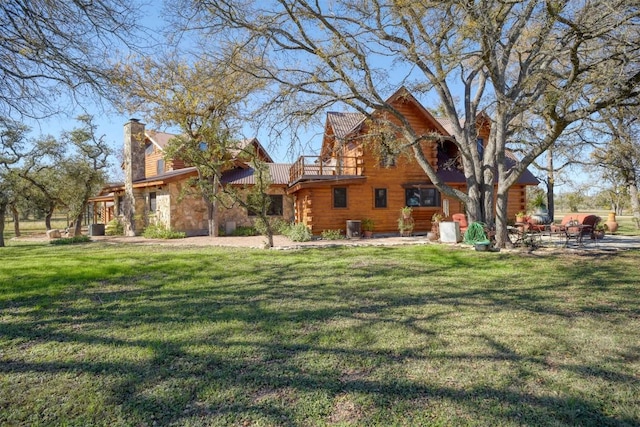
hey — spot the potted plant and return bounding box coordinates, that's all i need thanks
[398,207,414,237]
[529,192,550,224]
[431,212,444,239]
[515,211,526,223]
[361,218,375,238]
[401,206,413,220]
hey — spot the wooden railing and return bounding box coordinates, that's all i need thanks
[289,156,363,184]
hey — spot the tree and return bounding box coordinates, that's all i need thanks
[591,106,640,227]
[0,117,28,247]
[13,135,67,230]
[0,0,145,118]
[59,116,111,236]
[220,153,278,248]
[180,0,640,247]
[113,56,264,236]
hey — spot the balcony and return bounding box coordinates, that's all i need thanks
[289,155,364,184]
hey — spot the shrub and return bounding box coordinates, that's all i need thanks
[105,218,124,236]
[50,235,91,245]
[284,223,312,242]
[231,226,258,236]
[321,229,344,240]
[142,223,186,239]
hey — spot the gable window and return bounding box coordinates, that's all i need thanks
[157,159,165,174]
[248,195,284,216]
[149,192,157,212]
[333,187,347,208]
[145,143,154,155]
[380,152,397,168]
[374,188,387,208]
[405,187,440,207]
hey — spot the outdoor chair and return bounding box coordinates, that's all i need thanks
[452,213,469,234]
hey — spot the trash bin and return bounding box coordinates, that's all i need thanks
[89,223,105,236]
[346,220,361,238]
[439,221,461,243]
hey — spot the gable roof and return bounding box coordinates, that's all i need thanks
[146,130,176,150]
[232,138,274,163]
[145,131,274,164]
[221,163,291,186]
[383,87,451,136]
[327,112,366,139]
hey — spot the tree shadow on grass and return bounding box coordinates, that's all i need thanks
[1,245,638,425]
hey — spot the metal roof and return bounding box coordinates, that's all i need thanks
[327,112,366,139]
[221,163,292,186]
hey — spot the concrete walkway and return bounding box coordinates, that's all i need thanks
[87,233,640,252]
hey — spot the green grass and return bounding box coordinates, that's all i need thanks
[1,242,639,426]
[3,216,68,240]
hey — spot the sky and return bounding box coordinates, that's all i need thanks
[16,0,584,194]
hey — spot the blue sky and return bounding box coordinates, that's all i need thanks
[17,1,575,193]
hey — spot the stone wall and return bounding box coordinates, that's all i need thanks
[167,181,209,236]
[130,182,295,237]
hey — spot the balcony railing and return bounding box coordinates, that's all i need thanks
[289,156,363,184]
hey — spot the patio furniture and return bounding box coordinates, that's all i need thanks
[452,213,469,234]
[550,214,600,247]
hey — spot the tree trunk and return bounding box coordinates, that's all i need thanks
[74,212,83,236]
[11,204,20,238]
[263,219,274,248]
[546,150,555,221]
[627,178,640,229]
[0,199,6,247]
[44,202,55,230]
[494,190,510,248]
[206,174,220,237]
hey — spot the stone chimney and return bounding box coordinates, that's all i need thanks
[123,118,146,236]
[124,118,146,182]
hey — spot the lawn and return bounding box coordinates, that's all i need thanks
[1,242,639,426]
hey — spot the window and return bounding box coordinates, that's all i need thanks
[405,188,440,207]
[145,143,154,155]
[267,195,283,216]
[380,152,397,167]
[477,137,484,155]
[374,188,387,208]
[248,195,284,216]
[333,187,347,208]
[157,159,165,174]
[149,192,157,212]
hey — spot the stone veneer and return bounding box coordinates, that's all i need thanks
[142,183,295,236]
[123,119,147,236]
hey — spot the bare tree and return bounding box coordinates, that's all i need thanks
[591,106,640,228]
[173,0,640,246]
[0,0,146,118]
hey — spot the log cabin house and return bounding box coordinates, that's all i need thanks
[91,87,538,237]
[91,119,294,236]
[287,87,538,235]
